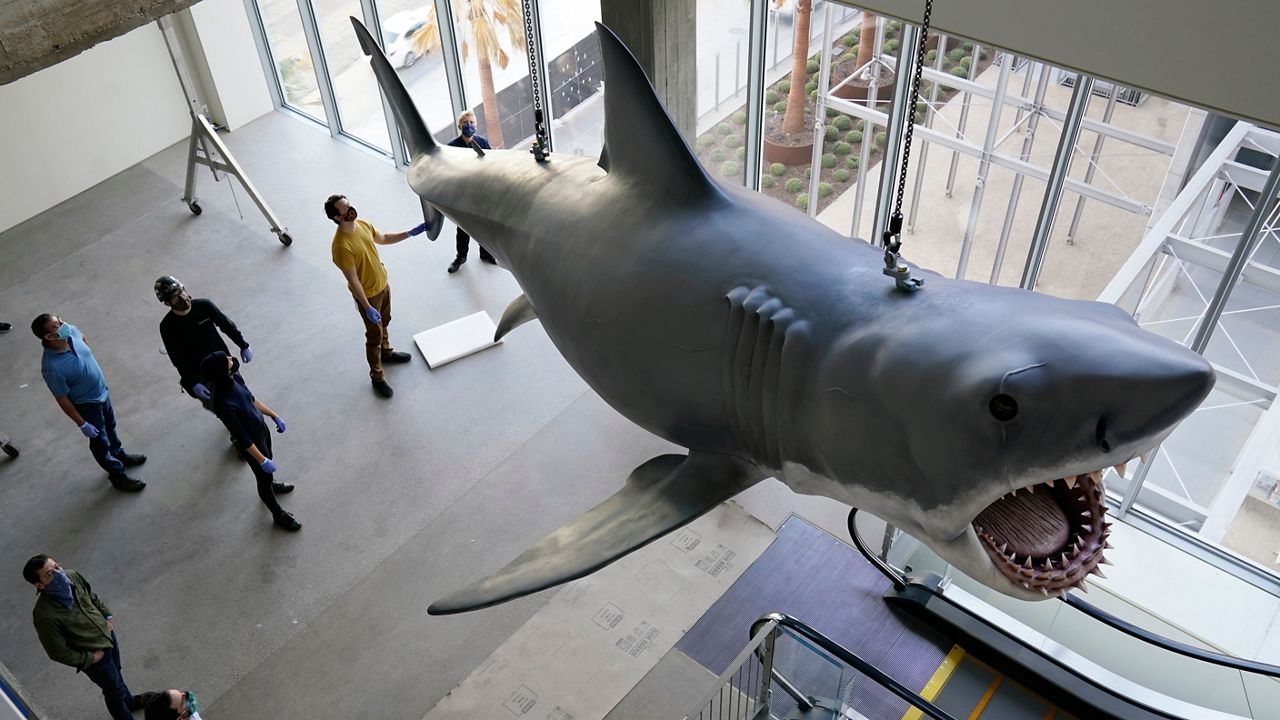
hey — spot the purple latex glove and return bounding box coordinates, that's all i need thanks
[192,383,211,400]
[273,416,286,434]
[364,305,382,324]
[407,222,429,237]
[79,422,99,439]
[240,346,253,363]
[261,458,277,474]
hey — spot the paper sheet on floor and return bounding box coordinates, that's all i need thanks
[423,501,774,720]
[413,311,500,368]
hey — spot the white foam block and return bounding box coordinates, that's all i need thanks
[413,311,501,368]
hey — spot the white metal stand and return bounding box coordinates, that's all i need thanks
[157,15,292,246]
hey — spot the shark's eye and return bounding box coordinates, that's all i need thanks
[989,394,1018,422]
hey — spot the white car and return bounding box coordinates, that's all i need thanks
[383,9,433,69]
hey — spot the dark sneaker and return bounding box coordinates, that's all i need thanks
[381,350,411,364]
[109,475,146,492]
[447,258,465,274]
[273,512,302,531]
[0,322,11,333]
[271,481,295,494]
[117,453,147,467]
[371,379,394,398]
[481,254,498,265]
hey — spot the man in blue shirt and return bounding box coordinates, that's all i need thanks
[445,111,498,274]
[32,314,146,491]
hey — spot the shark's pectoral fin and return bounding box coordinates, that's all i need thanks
[427,452,765,615]
[495,294,538,341]
[420,199,444,241]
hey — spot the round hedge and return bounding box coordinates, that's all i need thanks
[773,101,787,112]
[824,126,839,141]
[784,178,804,193]
[723,134,744,148]
[873,131,887,148]
[948,48,967,63]
[832,115,852,130]
[818,182,834,198]
[761,175,776,189]
[766,90,779,104]
[834,168,851,183]
[884,39,900,54]
[833,141,851,156]
[696,134,716,148]
[733,110,748,125]
[959,56,972,70]
[735,146,746,160]
[887,20,902,33]
[826,107,840,120]
[846,156,859,170]
[963,41,974,52]
[776,79,791,94]
[805,80,818,94]
[709,148,726,163]
[721,161,740,177]
[925,49,938,65]
[795,193,809,209]
[821,153,837,168]
[841,35,858,48]
[719,123,735,135]
[769,162,787,177]
[847,130,863,144]
[806,58,820,74]
[949,66,969,78]
[805,167,812,178]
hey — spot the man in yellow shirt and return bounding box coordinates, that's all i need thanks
[326,194,428,398]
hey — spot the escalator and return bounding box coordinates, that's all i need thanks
[675,513,1280,720]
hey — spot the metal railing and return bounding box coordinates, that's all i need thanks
[683,612,958,720]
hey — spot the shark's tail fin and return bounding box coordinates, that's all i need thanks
[350,16,436,160]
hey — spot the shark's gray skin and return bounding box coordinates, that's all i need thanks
[351,19,1214,613]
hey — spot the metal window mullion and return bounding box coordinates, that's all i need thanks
[806,4,835,214]
[242,0,286,110]
[361,0,407,165]
[955,54,1012,279]
[524,0,553,151]
[1020,75,1093,290]
[871,24,919,244]
[990,61,1050,284]
[743,0,769,190]
[433,0,467,122]
[296,0,341,137]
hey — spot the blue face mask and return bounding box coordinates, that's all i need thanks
[43,568,73,607]
[461,123,476,138]
[55,323,73,340]
[185,691,199,714]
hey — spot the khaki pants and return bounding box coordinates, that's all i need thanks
[356,286,395,381]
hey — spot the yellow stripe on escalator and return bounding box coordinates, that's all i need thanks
[901,645,967,720]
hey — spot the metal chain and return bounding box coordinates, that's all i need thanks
[521,0,550,160]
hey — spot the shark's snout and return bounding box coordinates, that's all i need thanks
[1100,344,1215,451]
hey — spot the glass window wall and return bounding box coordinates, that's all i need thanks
[255,0,325,122]
[312,0,393,152]
[372,0,456,140]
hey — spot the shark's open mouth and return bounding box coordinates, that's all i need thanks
[972,467,1118,596]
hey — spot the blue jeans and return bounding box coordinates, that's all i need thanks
[82,632,133,720]
[73,397,126,477]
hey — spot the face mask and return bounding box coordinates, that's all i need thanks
[172,294,191,313]
[461,123,476,138]
[43,568,73,605]
[55,323,73,341]
[229,358,240,376]
[184,691,199,715]
[342,206,358,222]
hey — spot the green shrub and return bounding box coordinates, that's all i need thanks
[805,167,812,178]
[766,90,779,104]
[834,168,851,182]
[784,178,804,193]
[824,126,839,141]
[818,182,834,198]
[810,89,818,101]
[873,132,887,148]
[884,39,900,54]
[723,134,744,148]
[887,20,902,34]
[805,80,818,94]
[959,56,972,70]
[761,174,776,189]
[826,108,841,120]
[696,134,717,148]
[773,101,787,113]
[821,153,837,168]
[915,101,928,117]
[719,123,735,135]
[710,148,726,163]
[948,48,967,63]
[735,146,746,160]
[949,65,969,78]
[962,41,974,52]
[841,51,857,63]
[721,161,740,177]
[769,163,786,177]
[776,79,791,94]
[806,58,820,74]
[846,130,863,144]
[832,115,853,130]
[833,141,851,156]
[925,49,938,64]
[795,193,809,209]
[846,156,860,170]
[841,34,859,48]
[733,110,748,125]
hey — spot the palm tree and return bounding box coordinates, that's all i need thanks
[779,0,812,135]
[408,9,442,60]
[854,12,879,83]
[455,0,526,148]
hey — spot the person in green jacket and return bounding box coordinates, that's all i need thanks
[23,554,157,720]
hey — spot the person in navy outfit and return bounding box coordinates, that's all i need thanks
[445,111,497,274]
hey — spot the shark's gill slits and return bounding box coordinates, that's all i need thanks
[972,468,1119,596]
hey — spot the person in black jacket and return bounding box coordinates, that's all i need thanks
[445,111,497,274]
[197,351,300,531]
[155,276,253,407]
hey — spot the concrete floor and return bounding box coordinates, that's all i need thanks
[0,109,694,719]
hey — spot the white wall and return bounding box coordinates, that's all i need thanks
[0,24,189,234]
[186,0,273,130]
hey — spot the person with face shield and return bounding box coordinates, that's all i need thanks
[198,351,300,531]
[31,313,147,491]
[445,111,497,274]
[324,193,428,398]
[23,555,162,719]
[144,688,204,720]
[155,276,253,409]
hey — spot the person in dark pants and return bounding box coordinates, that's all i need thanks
[23,555,161,720]
[155,275,253,408]
[198,351,300,531]
[446,111,497,274]
[32,314,146,491]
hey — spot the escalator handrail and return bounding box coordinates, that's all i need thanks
[750,612,960,720]
[847,508,1280,679]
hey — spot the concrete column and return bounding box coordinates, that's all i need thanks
[600,0,696,141]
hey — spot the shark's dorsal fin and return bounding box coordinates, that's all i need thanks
[350,17,436,160]
[594,22,719,201]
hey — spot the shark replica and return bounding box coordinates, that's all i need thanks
[350,19,1214,613]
